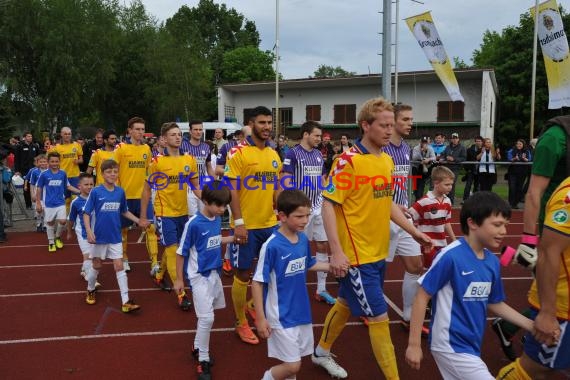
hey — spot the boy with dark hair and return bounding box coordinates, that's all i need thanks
[27,154,48,232]
[174,181,234,380]
[253,190,331,380]
[405,191,534,379]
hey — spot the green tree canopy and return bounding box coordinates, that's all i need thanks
[312,65,356,78]
[221,47,275,83]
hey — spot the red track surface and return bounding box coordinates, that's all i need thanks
[0,210,565,379]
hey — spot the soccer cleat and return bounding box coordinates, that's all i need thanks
[149,263,160,277]
[311,353,348,379]
[36,225,43,233]
[492,318,517,361]
[48,243,56,253]
[153,277,172,292]
[245,302,257,321]
[196,360,212,380]
[123,260,131,272]
[80,270,87,280]
[121,300,141,313]
[192,347,215,367]
[85,290,97,305]
[54,237,64,249]
[178,293,192,311]
[222,259,233,276]
[315,290,337,305]
[400,319,430,337]
[95,281,102,289]
[235,322,259,345]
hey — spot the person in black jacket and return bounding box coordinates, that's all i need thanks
[506,139,532,208]
[462,136,483,202]
[14,132,40,208]
[440,132,466,205]
[318,132,335,174]
[82,129,104,173]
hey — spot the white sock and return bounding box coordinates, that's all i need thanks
[262,369,275,380]
[194,316,214,362]
[116,270,129,304]
[82,259,92,275]
[55,223,65,238]
[87,268,99,291]
[46,224,55,243]
[315,345,330,357]
[316,252,328,293]
[402,271,421,321]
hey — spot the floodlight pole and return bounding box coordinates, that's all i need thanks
[275,0,281,137]
[381,0,392,101]
[530,0,539,140]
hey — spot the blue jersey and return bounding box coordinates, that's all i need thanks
[419,238,505,355]
[29,168,44,186]
[253,231,317,329]
[36,170,68,207]
[177,212,222,280]
[382,140,411,207]
[68,195,88,239]
[83,185,128,244]
[24,168,34,182]
[282,144,325,212]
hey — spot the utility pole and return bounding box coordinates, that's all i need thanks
[381,0,392,101]
[275,0,281,137]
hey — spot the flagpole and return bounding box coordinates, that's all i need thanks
[530,0,540,140]
[275,0,280,137]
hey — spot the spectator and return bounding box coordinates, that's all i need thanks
[14,131,40,209]
[318,132,335,175]
[440,132,466,205]
[41,137,53,155]
[477,137,501,191]
[339,134,353,152]
[276,134,290,162]
[463,136,483,203]
[213,128,227,151]
[507,139,532,208]
[411,136,436,201]
[82,129,104,172]
[431,132,446,161]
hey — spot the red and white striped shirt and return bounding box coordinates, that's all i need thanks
[408,191,452,248]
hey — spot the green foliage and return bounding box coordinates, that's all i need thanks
[221,47,275,83]
[452,57,470,69]
[312,65,356,78]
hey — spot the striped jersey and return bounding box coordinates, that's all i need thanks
[282,144,325,212]
[382,140,411,207]
[216,140,238,168]
[181,141,211,177]
[408,191,452,249]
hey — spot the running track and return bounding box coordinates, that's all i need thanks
[0,211,565,379]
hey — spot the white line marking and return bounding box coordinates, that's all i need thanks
[0,242,143,250]
[384,295,404,319]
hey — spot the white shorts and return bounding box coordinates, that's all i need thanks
[90,243,123,260]
[386,219,421,262]
[304,210,327,242]
[431,351,494,380]
[77,235,93,255]
[44,205,66,222]
[190,272,225,318]
[187,190,204,216]
[268,324,314,363]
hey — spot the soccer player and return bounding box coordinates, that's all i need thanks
[114,117,158,272]
[382,103,425,330]
[50,127,83,210]
[405,192,533,379]
[311,97,432,379]
[253,190,331,380]
[497,177,570,379]
[226,106,282,345]
[83,159,142,313]
[140,122,200,311]
[174,181,234,380]
[282,121,335,304]
[35,152,80,252]
[86,129,117,186]
[27,155,48,232]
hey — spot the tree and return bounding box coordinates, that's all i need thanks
[312,65,356,78]
[220,47,275,83]
[453,57,470,69]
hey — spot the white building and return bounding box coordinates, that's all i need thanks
[217,68,498,141]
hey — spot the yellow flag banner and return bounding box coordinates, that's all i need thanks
[405,11,464,102]
[531,0,570,109]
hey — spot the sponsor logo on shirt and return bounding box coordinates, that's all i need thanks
[48,180,63,186]
[206,235,222,249]
[303,166,322,176]
[462,281,491,301]
[283,158,291,166]
[100,202,121,211]
[128,160,147,169]
[285,257,305,275]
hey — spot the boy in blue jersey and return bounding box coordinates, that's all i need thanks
[27,155,48,232]
[35,152,80,252]
[405,191,534,379]
[66,173,98,285]
[252,190,331,380]
[83,160,143,312]
[174,181,234,380]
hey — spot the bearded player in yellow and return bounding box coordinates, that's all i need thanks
[86,129,117,185]
[140,122,200,311]
[114,117,158,272]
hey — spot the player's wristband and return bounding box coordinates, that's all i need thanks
[234,218,245,227]
[521,234,539,246]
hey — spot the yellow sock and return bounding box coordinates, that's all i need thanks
[155,252,167,281]
[318,301,350,351]
[164,245,178,282]
[368,320,399,380]
[496,358,531,380]
[146,224,158,267]
[121,228,129,260]
[232,276,249,325]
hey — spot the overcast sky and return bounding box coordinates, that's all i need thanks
[140,0,570,79]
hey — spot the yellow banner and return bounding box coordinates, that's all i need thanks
[531,0,570,109]
[405,11,464,102]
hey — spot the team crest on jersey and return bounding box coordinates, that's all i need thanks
[201,150,206,155]
[184,165,190,172]
[143,153,148,159]
[317,157,321,162]
[552,209,568,224]
[224,164,229,173]
[326,184,336,194]
[72,148,77,152]
[272,160,278,168]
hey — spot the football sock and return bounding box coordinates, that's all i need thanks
[121,228,129,260]
[194,316,214,362]
[87,268,99,292]
[146,224,158,267]
[316,252,328,293]
[55,223,64,238]
[232,276,249,325]
[164,244,178,281]
[116,269,129,304]
[369,319,399,380]
[46,224,55,244]
[496,358,531,380]
[402,271,420,321]
[317,300,350,352]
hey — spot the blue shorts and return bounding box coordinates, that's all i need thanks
[156,216,188,247]
[523,309,570,370]
[230,226,277,270]
[338,260,388,317]
[66,177,80,199]
[121,199,154,228]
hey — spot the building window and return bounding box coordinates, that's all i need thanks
[333,104,356,124]
[224,105,236,122]
[437,101,464,122]
[272,107,293,128]
[306,105,321,121]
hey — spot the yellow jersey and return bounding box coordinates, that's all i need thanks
[528,176,570,320]
[88,149,115,186]
[149,153,198,217]
[51,142,83,177]
[114,142,151,199]
[225,136,281,229]
[323,140,394,266]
